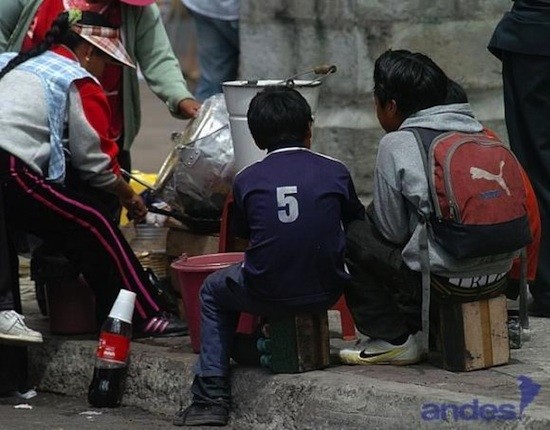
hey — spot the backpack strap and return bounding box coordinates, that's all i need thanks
[518,248,530,339]
[417,214,431,356]
[402,127,446,356]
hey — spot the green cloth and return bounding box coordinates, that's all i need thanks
[0,0,194,150]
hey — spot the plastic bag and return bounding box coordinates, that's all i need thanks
[154,94,234,233]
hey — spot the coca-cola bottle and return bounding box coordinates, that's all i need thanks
[88,289,136,408]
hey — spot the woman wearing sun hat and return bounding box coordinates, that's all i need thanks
[0,9,187,340]
[0,0,201,175]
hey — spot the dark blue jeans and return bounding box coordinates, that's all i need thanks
[195,263,339,378]
[190,10,239,101]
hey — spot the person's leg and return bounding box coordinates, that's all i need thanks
[0,185,15,311]
[191,11,239,101]
[502,52,550,313]
[175,264,255,426]
[339,212,422,365]
[1,153,184,336]
[176,263,332,426]
[0,183,42,345]
[344,213,421,341]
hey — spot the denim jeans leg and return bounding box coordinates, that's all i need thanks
[195,264,280,377]
[191,12,239,101]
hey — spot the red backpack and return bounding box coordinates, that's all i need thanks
[410,128,532,259]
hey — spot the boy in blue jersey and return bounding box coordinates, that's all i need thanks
[174,86,365,427]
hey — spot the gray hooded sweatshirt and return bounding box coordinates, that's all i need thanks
[372,103,514,278]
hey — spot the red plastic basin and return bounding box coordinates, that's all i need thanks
[171,252,257,353]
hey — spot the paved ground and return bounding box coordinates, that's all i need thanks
[0,392,176,430]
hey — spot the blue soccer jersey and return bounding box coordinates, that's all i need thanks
[232,146,365,306]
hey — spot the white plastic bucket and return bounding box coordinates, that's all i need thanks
[222,80,322,172]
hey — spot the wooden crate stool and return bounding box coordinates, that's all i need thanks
[429,294,509,371]
[257,311,330,374]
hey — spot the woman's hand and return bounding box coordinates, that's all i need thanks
[113,178,148,223]
[178,98,201,119]
[123,194,148,224]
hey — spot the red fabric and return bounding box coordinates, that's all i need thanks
[482,128,541,281]
[21,0,61,52]
[509,168,541,281]
[52,45,121,175]
[22,0,124,141]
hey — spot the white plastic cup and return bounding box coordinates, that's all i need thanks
[108,289,136,323]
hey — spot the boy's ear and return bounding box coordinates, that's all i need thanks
[386,99,398,116]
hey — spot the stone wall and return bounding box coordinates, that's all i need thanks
[239,0,510,198]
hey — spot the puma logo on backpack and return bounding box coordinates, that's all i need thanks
[470,161,511,196]
[410,128,532,259]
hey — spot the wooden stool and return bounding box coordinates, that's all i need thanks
[429,294,509,371]
[257,312,330,374]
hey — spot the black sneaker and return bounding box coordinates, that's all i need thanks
[173,403,229,426]
[134,312,188,338]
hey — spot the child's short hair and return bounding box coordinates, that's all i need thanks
[247,86,313,150]
[373,49,448,118]
[445,79,469,104]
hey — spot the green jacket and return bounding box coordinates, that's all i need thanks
[0,0,194,150]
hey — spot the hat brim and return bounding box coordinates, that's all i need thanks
[79,34,135,69]
[120,0,155,6]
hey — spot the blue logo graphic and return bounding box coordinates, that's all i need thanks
[421,375,541,421]
[517,375,541,417]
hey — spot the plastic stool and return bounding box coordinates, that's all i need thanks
[219,193,357,341]
[331,295,357,341]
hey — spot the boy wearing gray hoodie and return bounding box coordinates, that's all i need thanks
[339,50,516,366]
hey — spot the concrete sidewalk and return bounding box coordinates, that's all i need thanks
[19,264,550,430]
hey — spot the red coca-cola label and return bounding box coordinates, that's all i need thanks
[96,332,130,364]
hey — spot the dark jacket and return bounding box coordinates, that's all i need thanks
[489,0,550,59]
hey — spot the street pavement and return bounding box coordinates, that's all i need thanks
[0,392,176,430]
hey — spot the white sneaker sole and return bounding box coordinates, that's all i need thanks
[339,349,421,366]
[0,332,43,345]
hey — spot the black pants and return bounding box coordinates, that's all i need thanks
[502,51,550,307]
[0,185,29,393]
[0,185,19,311]
[344,214,422,342]
[0,150,161,325]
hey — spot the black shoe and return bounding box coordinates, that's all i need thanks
[134,312,188,338]
[528,302,550,318]
[173,403,229,426]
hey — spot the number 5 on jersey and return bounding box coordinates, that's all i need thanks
[277,186,299,223]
